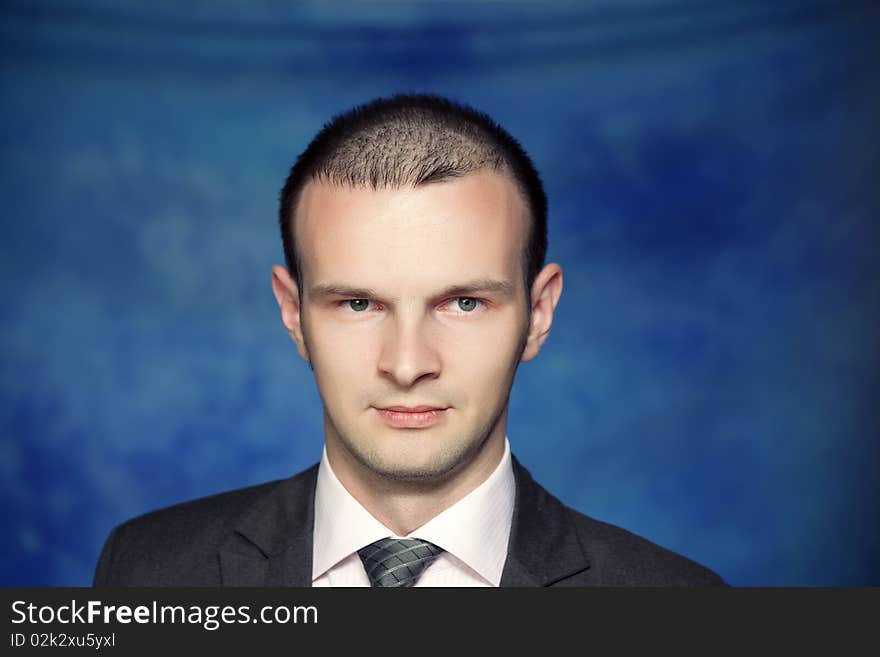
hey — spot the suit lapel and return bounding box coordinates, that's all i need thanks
[218,456,589,587]
[219,464,318,586]
[501,456,591,587]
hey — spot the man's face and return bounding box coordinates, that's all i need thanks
[279,171,535,485]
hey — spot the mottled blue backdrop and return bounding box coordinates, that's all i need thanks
[1,0,878,586]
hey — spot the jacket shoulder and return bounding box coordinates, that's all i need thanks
[93,469,313,587]
[566,506,726,586]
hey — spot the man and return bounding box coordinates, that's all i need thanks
[93,93,724,587]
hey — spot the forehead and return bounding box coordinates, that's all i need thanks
[294,170,529,293]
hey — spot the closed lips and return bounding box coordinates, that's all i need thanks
[379,406,447,412]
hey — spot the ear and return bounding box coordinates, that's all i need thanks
[520,263,563,363]
[271,264,310,363]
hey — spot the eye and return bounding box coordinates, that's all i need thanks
[455,297,480,312]
[347,299,370,312]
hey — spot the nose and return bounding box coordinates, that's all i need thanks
[377,313,441,388]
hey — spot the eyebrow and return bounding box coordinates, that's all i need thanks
[308,278,517,301]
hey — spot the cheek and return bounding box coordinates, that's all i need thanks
[305,319,378,383]
[448,321,524,384]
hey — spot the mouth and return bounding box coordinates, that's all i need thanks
[373,405,450,429]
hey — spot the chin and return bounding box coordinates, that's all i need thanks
[361,442,471,483]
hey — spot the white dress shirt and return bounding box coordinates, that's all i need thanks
[311,438,515,587]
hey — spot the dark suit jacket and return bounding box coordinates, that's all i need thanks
[93,455,725,586]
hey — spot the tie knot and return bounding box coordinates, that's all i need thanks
[357,537,444,587]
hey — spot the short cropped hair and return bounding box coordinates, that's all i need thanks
[278,93,547,299]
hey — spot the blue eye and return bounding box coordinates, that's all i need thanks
[456,297,479,312]
[348,299,370,312]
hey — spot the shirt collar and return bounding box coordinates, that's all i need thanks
[312,438,515,586]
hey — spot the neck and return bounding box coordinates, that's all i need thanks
[325,424,507,536]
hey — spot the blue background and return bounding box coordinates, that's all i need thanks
[1,0,878,586]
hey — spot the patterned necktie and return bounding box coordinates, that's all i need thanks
[357,537,444,587]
